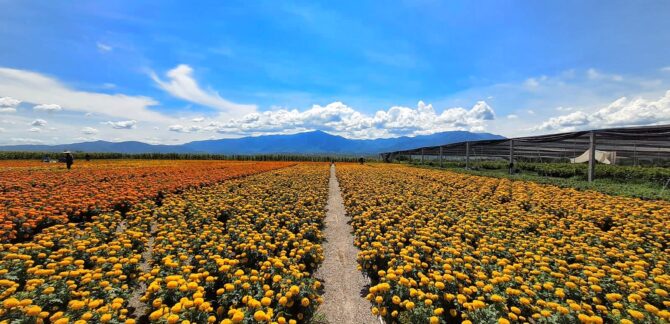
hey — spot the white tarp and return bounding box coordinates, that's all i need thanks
[570,149,617,165]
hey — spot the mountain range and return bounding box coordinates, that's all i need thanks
[0,130,505,155]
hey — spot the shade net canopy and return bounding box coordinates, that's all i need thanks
[380,124,670,165]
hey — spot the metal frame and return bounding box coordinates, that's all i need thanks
[380,124,670,182]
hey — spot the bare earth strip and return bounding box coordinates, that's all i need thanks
[316,165,378,324]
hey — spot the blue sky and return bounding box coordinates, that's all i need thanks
[1,0,670,144]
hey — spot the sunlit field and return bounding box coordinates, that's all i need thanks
[0,161,668,323]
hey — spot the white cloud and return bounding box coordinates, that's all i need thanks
[213,100,495,139]
[534,90,670,132]
[10,137,44,144]
[97,42,113,52]
[168,124,186,132]
[31,119,47,126]
[151,64,256,118]
[29,127,41,132]
[533,111,590,132]
[587,68,623,82]
[104,120,137,129]
[0,96,20,107]
[188,125,204,132]
[168,124,207,133]
[506,114,518,119]
[523,76,547,90]
[0,96,20,113]
[192,117,205,122]
[0,67,169,122]
[33,103,63,112]
[81,127,98,135]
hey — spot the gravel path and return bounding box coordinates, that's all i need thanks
[316,165,378,324]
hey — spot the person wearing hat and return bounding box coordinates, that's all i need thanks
[64,151,74,169]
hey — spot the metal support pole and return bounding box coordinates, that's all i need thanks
[509,140,514,175]
[421,148,424,164]
[465,142,470,169]
[439,146,443,168]
[588,131,596,182]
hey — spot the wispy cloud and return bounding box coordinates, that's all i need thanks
[151,64,256,118]
[0,67,170,122]
[81,127,98,135]
[96,42,113,52]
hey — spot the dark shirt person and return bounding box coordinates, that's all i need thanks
[64,152,74,169]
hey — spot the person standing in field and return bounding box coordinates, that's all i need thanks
[64,151,74,169]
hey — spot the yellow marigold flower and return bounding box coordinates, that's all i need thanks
[231,311,245,322]
[472,300,486,309]
[3,298,20,308]
[25,305,42,316]
[253,310,266,321]
[627,309,644,320]
[167,314,180,324]
[490,294,505,303]
[289,285,300,295]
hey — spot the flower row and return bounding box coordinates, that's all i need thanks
[337,164,670,323]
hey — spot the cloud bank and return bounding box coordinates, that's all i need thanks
[534,90,670,132]
[211,100,495,138]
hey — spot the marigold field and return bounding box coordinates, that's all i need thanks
[338,164,669,324]
[0,161,669,324]
[0,160,292,241]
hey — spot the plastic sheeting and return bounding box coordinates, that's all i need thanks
[570,149,617,165]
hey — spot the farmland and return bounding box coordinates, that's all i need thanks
[0,161,669,323]
[338,164,670,323]
[0,162,329,323]
[0,160,292,241]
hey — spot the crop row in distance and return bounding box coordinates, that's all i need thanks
[0,164,330,323]
[0,160,292,242]
[337,164,669,324]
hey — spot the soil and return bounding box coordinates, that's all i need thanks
[315,165,378,324]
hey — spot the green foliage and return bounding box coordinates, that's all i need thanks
[416,161,670,186]
[407,162,670,201]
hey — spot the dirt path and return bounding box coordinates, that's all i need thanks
[316,165,378,324]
